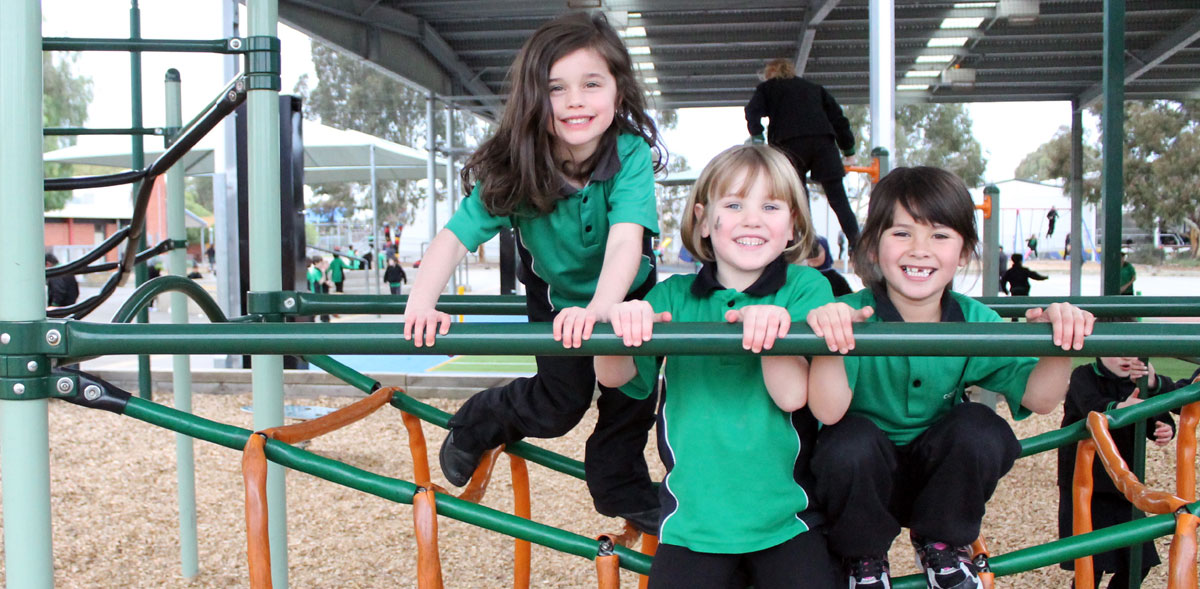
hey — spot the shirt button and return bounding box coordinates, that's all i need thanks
[585,225,592,232]
[913,379,922,387]
[727,300,736,307]
[582,196,589,203]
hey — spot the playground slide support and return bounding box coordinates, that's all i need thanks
[247,0,288,585]
[1100,0,1124,297]
[0,0,55,586]
[165,69,200,579]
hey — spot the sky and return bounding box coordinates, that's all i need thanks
[43,0,1074,185]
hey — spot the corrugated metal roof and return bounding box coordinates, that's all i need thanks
[279,0,1200,114]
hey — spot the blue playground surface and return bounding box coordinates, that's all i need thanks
[309,314,535,374]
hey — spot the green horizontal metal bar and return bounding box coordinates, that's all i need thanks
[44,127,162,136]
[111,276,229,324]
[889,512,1180,588]
[59,321,1200,358]
[120,396,648,573]
[1019,381,1200,457]
[267,293,1200,318]
[43,37,233,53]
[977,296,1200,318]
[268,292,527,316]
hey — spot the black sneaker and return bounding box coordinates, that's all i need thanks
[846,555,891,589]
[438,430,484,487]
[910,534,981,589]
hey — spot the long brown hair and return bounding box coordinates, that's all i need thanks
[852,166,980,290]
[461,11,665,216]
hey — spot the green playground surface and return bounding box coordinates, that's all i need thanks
[429,355,538,373]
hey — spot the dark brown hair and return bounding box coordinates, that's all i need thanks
[852,166,980,290]
[461,12,665,216]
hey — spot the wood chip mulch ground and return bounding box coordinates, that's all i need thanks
[0,391,1191,587]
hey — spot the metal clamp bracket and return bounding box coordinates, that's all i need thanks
[247,291,298,317]
[238,36,281,91]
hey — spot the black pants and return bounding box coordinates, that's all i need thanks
[648,531,838,589]
[446,280,659,518]
[1070,567,1151,589]
[812,402,1020,558]
[334,280,344,293]
[775,135,860,248]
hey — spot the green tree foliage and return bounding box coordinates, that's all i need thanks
[1014,100,1200,256]
[843,103,987,187]
[43,52,93,211]
[294,41,492,223]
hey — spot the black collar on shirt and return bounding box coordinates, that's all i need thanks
[691,255,789,298]
[870,285,966,323]
[556,136,623,196]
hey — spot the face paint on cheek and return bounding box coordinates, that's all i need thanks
[714,217,722,231]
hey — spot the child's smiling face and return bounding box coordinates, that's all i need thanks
[876,203,967,319]
[695,168,794,292]
[547,47,618,164]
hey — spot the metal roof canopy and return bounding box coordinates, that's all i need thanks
[277,0,1200,112]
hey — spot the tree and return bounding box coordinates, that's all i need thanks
[294,41,492,225]
[843,103,986,186]
[1014,100,1200,257]
[43,51,93,211]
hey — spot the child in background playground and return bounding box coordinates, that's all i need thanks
[1001,253,1048,296]
[804,166,1095,589]
[594,145,837,589]
[403,12,666,532]
[307,256,331,322]
[1057,350,1176,589]
[1026,233,1040,259]
[1120,251,1137,295]
[326,251,347,293]
[383,256,407,295]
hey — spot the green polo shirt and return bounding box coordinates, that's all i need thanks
[306,266,322,292]
[327,256,346,282]
[839,288,1037,445]
[446,133,659,309]
[621,261,834,553]
[1120,262,1136,294]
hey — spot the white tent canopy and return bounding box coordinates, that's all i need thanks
[44,121,448,184]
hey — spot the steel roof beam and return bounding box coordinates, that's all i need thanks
[1077,11,1200,107]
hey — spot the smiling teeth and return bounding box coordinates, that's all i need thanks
[564,117,590,124]
[903,266,932,277]
[735,238,765,246]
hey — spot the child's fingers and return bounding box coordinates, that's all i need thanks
[552,312,566,342]
[725,309,742,323]
[759,317,782,352]
[581,315,596,344]
[640,308,654,342]
[742,310,760,351]
[655,311,672,324]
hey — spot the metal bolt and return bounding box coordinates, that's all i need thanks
[227,90,239,102]
[26,360,38,372]
[83,385,102,401]
[13,383,25,396]
[1,333,9,344]
[56,378,74,394]
[284,297,296,309]
[235,79,246,93]
[46,329,61,346]
[228,38,243,50]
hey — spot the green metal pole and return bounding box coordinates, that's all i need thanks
[982,185,1000,297]
[248,0,287,585]
[164,68,199,579]
[0,0,54,585]
[1100,0,1124,297]
[130,0,152,400]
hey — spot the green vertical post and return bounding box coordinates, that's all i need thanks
[248,0,288,586]
[0,0,55,586]
[871,146,890,178]
[1100,0,1124,297]
[982,185,1000,297]
[130,0,152,400]
[165,68,199,579]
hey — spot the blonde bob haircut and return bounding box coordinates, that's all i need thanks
[761,58,797,80]
[681,144,814,265]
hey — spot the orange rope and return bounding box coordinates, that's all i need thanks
[402,411,434,488]
[241,387,399,588]
[510,455,532,589]
[1073,438,1098,589]
[1086,412,1189,514]
[457,446,506,504]
[595,536,620,589]
[413,488,445,589]
[1176,401,1199,502]
[638,533,658,589]
[1167,512,1199,589]
[969,536,993,589]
